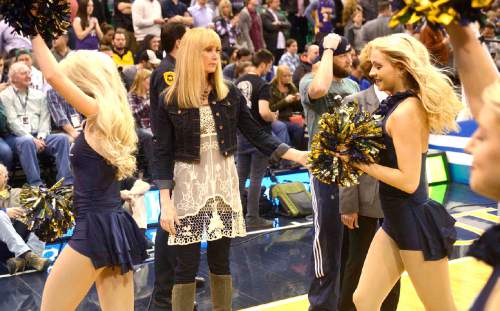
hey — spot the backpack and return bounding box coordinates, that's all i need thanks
[271,182,313,217]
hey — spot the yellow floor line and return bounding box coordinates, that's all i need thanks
[454,222,485,236]
[239,257,492,311]
[451,207,497,219]
[470,212,500,223]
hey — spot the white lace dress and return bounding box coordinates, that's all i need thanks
[169,106,247,245]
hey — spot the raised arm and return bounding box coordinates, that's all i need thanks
[308,34,341,99]
[117,2,132,15]
[31,35,98,116]
[446,23,499,119]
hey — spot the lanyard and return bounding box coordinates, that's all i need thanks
[13,87,29,115]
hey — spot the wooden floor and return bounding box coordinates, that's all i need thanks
[240,257,492,311]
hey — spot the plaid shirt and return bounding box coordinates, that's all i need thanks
[278,52,301,74]
[128,92,151,129]
[214,17,240,48]
[46,89,82,129]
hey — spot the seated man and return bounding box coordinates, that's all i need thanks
[46,88,83,143]
[111,29,135,70]
[122,50,160,90]
[12,49,49,93]
[0,164,50,274]
[0,62,73,186]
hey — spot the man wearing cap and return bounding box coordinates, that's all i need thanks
[299,33,359,311]
[122,50,161,90]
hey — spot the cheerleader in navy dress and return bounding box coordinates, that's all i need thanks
[30,33,147,311]
[68,130,147,273]
[350,34,462,311]
[378,91,456,261]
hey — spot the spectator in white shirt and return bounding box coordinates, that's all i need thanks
[188,0,216,28]
[132,0,165,45]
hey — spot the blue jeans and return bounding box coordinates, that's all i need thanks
[272,120,291,145]
[236,150,269,218]
[0,138,13,169]
[5,134,74,186]
[272,120,305,150]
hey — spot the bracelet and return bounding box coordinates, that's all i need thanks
[324,48,335,52]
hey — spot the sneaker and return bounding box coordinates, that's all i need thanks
[6,257,26,275]
[245,216,274,230]
[24,252,50,272]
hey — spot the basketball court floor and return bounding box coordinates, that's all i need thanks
[0,170,497,311]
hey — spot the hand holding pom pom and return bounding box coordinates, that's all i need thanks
[307,98,385,187]
[19,178,74,242]
[0,0,71,42]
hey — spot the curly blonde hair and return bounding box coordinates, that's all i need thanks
[60,51,137,180]
[370,33,462,134]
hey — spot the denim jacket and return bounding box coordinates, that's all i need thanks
[152,83,289,190]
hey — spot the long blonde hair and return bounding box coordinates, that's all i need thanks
[370,33,462,134]
[218,0,233,18]
[271,65,295,89]
[165,28,229,108]
[60,51,137,180]
[130,69,152,97]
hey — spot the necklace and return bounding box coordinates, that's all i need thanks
[201,86,211,101]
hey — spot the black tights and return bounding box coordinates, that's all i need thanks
[174,237,231,284]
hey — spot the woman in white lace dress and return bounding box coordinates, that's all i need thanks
[152,28,308,311]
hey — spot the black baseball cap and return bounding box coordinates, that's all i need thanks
[312,35,352,64]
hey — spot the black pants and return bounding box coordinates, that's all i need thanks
[175,237,231,284]
[137,128,154,179]
[271,48,285,65]
[339,216,401,311]
[153,217,177,303]
[308,176,343,311]
[288,14,309,52]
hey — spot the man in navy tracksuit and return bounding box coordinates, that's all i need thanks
[299,34,359,310]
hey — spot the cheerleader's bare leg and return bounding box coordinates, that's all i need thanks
[41,246,100,311]
[353,229,405,311]
[401,251,456,311]
[41,245,134,311]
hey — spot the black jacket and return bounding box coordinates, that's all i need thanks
[261,9,291,52]
[282,0,310,15]
[150,54,176,134]
[152,83,289,190]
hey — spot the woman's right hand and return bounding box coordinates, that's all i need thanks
[285,94,295,103]
[160,203,180,235]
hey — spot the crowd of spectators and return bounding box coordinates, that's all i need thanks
[0,0,498,217]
